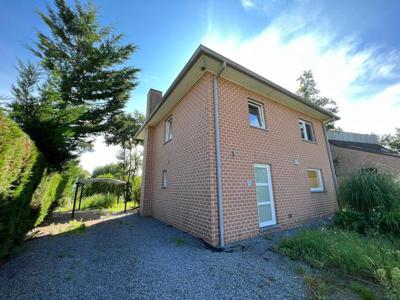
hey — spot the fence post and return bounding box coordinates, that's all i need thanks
[71,183,79,218]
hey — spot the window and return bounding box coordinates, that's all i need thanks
[248,100,265,129]
[162,170,167,188]
[165,116,172,142]
[307,169,324,192]
[299,119,315,142]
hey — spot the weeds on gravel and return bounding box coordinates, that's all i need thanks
[64,271,75,281]
[279,228,397,298]
[263,233,272,240]
[294,266,305,276]
[57,220,86,235]
[172,237,185,246]
[350,283,376,300]
[303,274,329,299]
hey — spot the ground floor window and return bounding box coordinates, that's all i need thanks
[162,170,167,188]
[307,169,324,192]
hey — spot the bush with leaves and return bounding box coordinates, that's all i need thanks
[0,114,48,258]
[338,168,400,234]
[0,112,86,260]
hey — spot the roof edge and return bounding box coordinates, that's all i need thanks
[135,44,339,140]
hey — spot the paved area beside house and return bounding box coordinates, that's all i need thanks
[0,212,311,299]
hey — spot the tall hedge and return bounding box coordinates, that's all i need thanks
[0,112,74,259]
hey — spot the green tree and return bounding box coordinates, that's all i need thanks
[380,128,400,152]
[104,110,144,200]
[92,163,123,178]
[8,61,78,165]
[297,70,339,130]
[105,110,144,148]
[8,0,139,167]
[8,61,41,133]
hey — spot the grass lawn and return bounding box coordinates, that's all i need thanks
[56,193,139,213]
[278,228,400,299]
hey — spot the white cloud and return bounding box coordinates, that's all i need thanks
[240,0,255,10]
[203,16,400,135]
[79,136,120,174]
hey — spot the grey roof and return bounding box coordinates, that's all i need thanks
[329,140,400,158]
[77,178,128,185]
[327,131,378,144]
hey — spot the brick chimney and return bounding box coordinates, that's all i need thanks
[146,89,163,117]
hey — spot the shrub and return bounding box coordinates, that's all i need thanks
[0,112,45,259]
[132,176,141,202]
[31,170,62,226]
[339,168,400,234]
[0,112,77,260]
[340,168,400,215]
[56,163,89,208]
[334,211,368,234]
[79,194,117,210]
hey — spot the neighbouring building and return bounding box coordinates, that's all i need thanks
[135,45,339,247]
[328,131,400,180]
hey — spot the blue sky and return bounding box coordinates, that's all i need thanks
[1,0,399,171]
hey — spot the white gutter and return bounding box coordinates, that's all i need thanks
[322,120,340,210]
[213,61,227,248]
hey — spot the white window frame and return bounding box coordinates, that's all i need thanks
[299,119,315,142]
[307,169,324,192]
[254,164,276,227]
[164,116,173,142]
[162,170,167,188]
[248,100,266,129]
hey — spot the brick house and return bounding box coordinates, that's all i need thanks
[328,131,400,180]
[135,45,339,248]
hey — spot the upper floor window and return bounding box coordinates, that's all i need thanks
[248,100,265,129]
[165,116,173,142]
[299,119,315,142]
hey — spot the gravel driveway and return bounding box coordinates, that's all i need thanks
[0,212,308,299]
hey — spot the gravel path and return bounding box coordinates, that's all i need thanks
[0,212,308,299]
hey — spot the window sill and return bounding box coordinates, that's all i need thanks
[250,125,268,132]
[161,187,167,189]
[302,138,317,144]
[163,138,172,145]
[310,189,326,193]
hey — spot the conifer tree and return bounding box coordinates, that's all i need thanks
[8,0,139,167]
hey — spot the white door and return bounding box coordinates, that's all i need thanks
[254,164,276,227]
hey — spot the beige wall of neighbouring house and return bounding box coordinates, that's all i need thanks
[141,72,337,246]
[331,145,400,181]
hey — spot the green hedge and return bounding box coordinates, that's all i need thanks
[0,112,77,259]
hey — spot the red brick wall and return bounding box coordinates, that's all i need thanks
[217,77,337,244]
[331,145,400,180]
[140,127,154,216]
[141,72,337,246]
[141,73,216,244]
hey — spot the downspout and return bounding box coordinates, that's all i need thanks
[213,61,227,248]
[322,120,341,211]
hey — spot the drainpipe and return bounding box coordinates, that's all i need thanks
[213,61,227,248]
[322,120,341,211]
